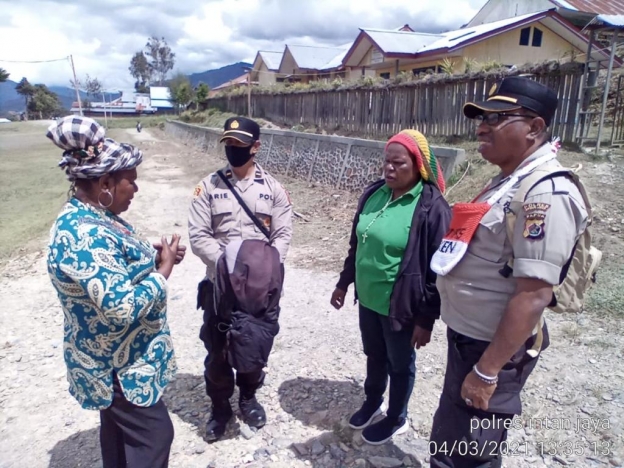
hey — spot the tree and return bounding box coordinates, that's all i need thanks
[194,82,210,109]
[145,36,175,86]
[15,77,36,120]
[129,51,151,93]
[168,72,194,113]
[83,74,103,100]
[27,84,64,119]
[0,68,9,83]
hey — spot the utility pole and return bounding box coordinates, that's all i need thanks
[246,68,252,118]
[102,91,108,129]
[69,55,83,116]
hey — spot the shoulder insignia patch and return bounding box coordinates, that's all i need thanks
[523,213,546,240]
[193,185,202,199]
[523,202,551,213]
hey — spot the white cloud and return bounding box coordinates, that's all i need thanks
[0,0,485,90]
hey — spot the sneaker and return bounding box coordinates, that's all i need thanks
[348,401,386,430]
[361,416,409,445]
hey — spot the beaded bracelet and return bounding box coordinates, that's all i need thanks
[473,364,498,385]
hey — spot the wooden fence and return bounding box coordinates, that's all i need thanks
[206,68,585,143]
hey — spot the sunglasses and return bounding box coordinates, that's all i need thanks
[472,113,537,126]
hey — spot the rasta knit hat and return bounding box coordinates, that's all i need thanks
[385,129,446,193]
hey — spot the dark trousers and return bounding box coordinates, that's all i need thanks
[100,375,173,468]
[359,305,416,421]
[429,327,546,468]
[199,280,265,402]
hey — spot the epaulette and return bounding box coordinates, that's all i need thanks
[254,168,265,184]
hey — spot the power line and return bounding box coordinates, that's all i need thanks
[0,57,69,64]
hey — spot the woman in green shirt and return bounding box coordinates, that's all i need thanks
[331,129,451,445]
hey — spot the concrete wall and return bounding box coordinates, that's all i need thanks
[165,121,465,192]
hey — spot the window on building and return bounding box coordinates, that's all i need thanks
[380,72,391,79]
[519,26,544,48]
[519,27,530,46]
[532,27,543,47]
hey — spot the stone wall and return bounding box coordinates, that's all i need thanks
[165,121,465,191]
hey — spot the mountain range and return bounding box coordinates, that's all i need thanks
[0,61,251,116]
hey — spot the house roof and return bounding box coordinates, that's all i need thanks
[212,73,249,91]
[362,29,444,54]
[258,51,283,71]
[419,11,552,53]
[588,14,624,27]
[283,44,350,71]
[343,9,613,67]
[551,0,624,15]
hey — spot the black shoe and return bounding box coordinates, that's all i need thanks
[206,400,233,442]
[239,395,267,428]
[348,401,386,430]
[361,416,409,445]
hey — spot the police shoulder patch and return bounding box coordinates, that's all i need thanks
[523,202,551,213]
[193,184,202,199]
[523,213,546,240]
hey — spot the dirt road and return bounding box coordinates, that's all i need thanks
[0,126,623,468]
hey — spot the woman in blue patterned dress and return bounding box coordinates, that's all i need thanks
[46,116,185,468]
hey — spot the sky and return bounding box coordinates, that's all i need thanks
[0,0,486,91]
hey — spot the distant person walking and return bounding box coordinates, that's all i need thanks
[330,129,451,445]
[46,116,186,468]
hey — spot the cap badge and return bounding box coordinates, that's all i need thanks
[230,120,239,129]
[489,84,497,96]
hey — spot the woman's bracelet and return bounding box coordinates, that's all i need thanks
[473,364,498,385]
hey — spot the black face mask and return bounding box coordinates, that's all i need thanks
[225,145,254,167]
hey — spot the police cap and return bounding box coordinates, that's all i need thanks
[219,116,260,145]
[463,76,559,126]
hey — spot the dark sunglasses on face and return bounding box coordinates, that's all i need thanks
[473,113,536,126]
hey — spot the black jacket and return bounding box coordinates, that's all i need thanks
[336,180,451,332]
[213,239,284,373]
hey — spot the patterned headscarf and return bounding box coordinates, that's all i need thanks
[46,116,143,181]
[385,129,446,194]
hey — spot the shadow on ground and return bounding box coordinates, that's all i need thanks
[48,428,101,468]
[278,377,426,468]
[164,372,245,444]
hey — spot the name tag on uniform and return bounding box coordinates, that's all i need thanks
[210,193,229,200]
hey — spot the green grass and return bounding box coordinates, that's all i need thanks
[0,121,68,263]
[179,108,257,128]
[93,115,171,130]
[585,261,624,317]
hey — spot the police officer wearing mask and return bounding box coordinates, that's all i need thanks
[189,116,293,441]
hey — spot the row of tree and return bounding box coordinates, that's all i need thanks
[168,73,210,112]
[1,68,65,119]
[128,37,211,113]
[14,77,64,119]
[129,36,176,93]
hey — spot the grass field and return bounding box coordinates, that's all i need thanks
[0,121,72,264]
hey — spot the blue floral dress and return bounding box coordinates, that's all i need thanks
[47,198,177,410]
